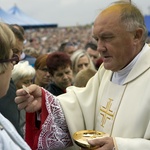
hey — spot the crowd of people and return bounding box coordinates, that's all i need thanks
[0,1,150,150]
[24,25,94,55]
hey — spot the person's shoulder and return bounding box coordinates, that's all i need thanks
[46,82,56,92]
[47,83,64,96]
[0,80,16,100]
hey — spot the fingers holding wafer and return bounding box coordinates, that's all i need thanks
[22,85,30,94]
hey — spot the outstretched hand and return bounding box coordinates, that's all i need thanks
[15,84,42,112]
[81,137,114,150]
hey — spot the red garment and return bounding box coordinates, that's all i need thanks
[25,89,48,150]
[25,88,72,150]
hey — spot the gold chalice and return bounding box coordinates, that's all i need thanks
[73,130,107,149]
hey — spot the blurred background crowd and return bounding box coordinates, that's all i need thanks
[24,25,94,55]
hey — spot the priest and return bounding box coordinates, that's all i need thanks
[15,1,150,150]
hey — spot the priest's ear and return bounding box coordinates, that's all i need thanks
[133,28,144,43]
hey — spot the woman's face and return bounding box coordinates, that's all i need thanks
[16,76,34,89]
[0,51,14,98]
[35,66,51,87]
[52,65,73,90]
[77,55,90,73]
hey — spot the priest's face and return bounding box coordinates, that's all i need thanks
[92,8,142,72]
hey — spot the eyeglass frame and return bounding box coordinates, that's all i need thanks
[0,54,19,65]
[38,68,49,72]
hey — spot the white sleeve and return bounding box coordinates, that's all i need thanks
[115,137,150,150]
[0,113,31,150]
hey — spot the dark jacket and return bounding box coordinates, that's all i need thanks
[0,79,23,137]
[46,82,65,96]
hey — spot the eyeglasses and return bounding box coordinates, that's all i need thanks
[39,68,49,72]
[0,54,19,65]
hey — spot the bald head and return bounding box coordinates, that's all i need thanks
[94,1,147,40]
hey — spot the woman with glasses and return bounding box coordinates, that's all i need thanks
[34,54,52,88]
[0,24,25,138]
[0,22,31,150]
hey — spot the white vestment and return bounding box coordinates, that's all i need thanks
[56,43,150,150]
[0,113,31,150]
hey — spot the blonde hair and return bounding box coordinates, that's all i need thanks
[0,23,16,74]
[71,49,96,76]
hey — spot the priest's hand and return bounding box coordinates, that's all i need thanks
[15,84,42,112]
[81,137,115,150]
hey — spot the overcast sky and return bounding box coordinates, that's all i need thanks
[0,0,150,27]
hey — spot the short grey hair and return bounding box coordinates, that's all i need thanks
[11,61,35,85]
[111,1,148,42]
